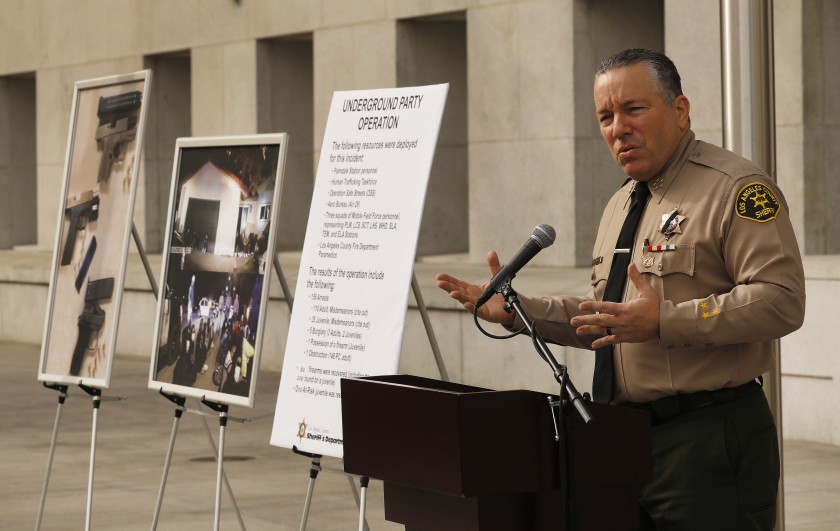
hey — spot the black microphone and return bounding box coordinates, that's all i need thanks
[475,224,556,309]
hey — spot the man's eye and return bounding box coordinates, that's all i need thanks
[599,115,613,124]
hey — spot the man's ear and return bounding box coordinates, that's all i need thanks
[674,95,691,130]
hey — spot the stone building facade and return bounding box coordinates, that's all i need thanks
[0,0,837,444]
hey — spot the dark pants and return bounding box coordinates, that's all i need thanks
[638,385,779,531]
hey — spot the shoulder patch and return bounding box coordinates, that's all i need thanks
[735,182,780,222]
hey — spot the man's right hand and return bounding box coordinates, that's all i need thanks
[435,251,516,326]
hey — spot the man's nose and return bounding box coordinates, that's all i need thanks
[612,113,632,136]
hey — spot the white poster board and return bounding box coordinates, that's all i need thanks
[39,70,151,388]
[148,135,288,408]
[271,84,448,457]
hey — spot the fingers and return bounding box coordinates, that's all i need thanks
[595,323,619,348]
[436,272,480,309]
[436,250,501,307]
[574,323,613,338]
[486,251,501,277]
[447,288,475,307]
[571,266,661,347]
[571,308,619,342]
[435,273,460,291]
[576,299,620,315]
[436,272,475,294]
[436,251,513,324]
[627,263,653,294]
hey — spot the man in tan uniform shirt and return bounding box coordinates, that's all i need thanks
[437,49,805,530]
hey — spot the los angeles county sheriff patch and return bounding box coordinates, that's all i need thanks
[736,182,780,222]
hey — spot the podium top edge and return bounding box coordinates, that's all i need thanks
[343,374,489,393]
[342,374,555,399]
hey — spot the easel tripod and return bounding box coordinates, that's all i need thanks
[35,226,144,531]
[36,376,127,531]
[295,270,449,531]
[146,223,265,530]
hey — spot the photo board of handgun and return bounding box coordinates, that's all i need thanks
[148,135,287,408]
[39,70,152,388]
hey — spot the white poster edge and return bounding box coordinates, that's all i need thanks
[37,69,153,389]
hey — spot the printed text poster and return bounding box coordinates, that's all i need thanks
[270,84,448,457]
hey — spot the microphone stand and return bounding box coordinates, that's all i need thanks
[497,283,593,531]
[499,284,593,424]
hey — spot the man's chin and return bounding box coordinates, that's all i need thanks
[620,164,652,181]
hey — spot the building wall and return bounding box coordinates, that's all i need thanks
[0,0,838,444]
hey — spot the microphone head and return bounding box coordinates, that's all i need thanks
[531,224,556,249]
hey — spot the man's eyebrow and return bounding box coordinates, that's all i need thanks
[620,98,647,108]
[595,104,613,115]
[596,98,649,114]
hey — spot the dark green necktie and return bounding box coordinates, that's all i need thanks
[592,181,651,403]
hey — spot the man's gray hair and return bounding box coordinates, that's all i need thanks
[595,48,683,105]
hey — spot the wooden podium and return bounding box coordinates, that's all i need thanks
[341,375,652,531]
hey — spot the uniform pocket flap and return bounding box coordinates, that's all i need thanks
[636,244,695,277]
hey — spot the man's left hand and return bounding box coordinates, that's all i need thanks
[571,263,660,349]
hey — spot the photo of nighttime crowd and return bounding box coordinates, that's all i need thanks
[151,142,282,404]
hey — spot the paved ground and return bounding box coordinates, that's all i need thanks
[3,342,839,530]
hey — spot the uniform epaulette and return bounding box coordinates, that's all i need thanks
[687,141,768,182]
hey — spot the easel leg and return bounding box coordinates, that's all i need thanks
[214,409,227,531]
[35,384,68,531]
[200,415,247,530]
[201,400,247,531]
[80,384,102,531]
[151,392,186,530]
[199,401,229,531]
[411,272,450,382]
[299,454,321,531]
[347,475,370,531]
[132,222,159,296]
[357,476,370,531]
[273,254,294,312]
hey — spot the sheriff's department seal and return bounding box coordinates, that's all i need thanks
[736,182,780,223]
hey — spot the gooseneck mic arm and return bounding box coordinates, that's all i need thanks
[501,284,593,425]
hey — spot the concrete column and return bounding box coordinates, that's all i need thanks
[191,41,259,137]
[397,17,468,257]
[0,75,37,249]
[803,0,840,254]
[35,68,72,251]
[313,21,398,167]
[36,60,144,250]
[141,53,192,253]
[571,0,664,267]
[664,0,723,144]
[257,37,315,251]
[0,0,39,75]
[772,0,805,250]
[468,0,577,266]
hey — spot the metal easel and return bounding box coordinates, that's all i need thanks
[295,269,448,531]
[35,227,138,531]
[78,383,127,531]
[140,224,251,530]
[35,383,68,531]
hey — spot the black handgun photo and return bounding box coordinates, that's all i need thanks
[96,90,142,183]
[69,277,115,376]
[61,190,99,266]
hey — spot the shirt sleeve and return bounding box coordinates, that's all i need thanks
[658,176,806,347]
[506,290,601,350]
